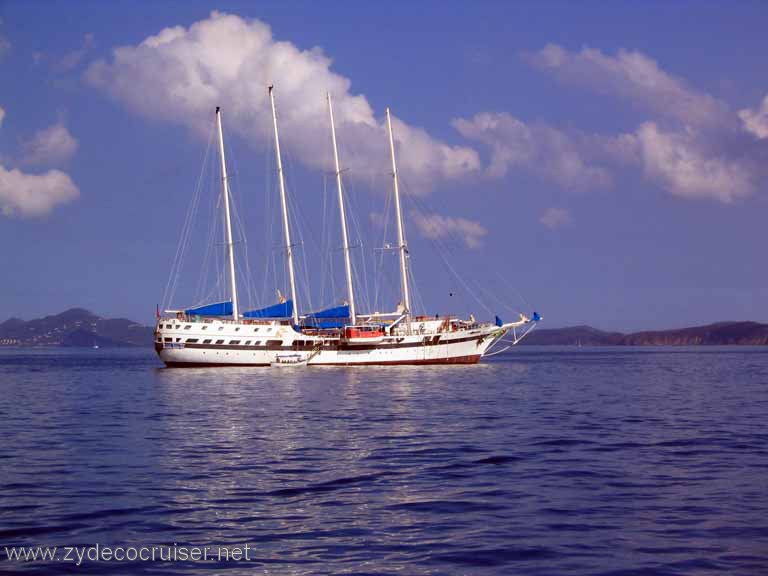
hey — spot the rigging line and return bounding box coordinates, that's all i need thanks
[320,132,333,310]
[382,176,395,308]
[475,272,525,316]
[227,144,249,308]
[199,174,219,303]
[168,130,211,310]
[395,189,473,316]
[196,180,221,306]
[373,172,394,311]
[163,122,215,310]
[319,172,328,308]
[327,185,338,309]
[193,198,221,307]
[350,213,368,314]
[344,178,372,316]
[215,185,227,304]
[484,345,512,357]
[229,139,258,311]
[328,124,365,315]
[392,185,427,317]
[405,187,527,318]
[408,259,425,316]
[406,182,498,315]
[320,172,339,310]
[192,165,212,305]
[262,137,276,307]
[430,225,493,317]
[195,170,218,303]
[492,268,533,313]
[232,186,258,311]
[402,181,493,318]
[468,275,522,318]
[283,147,315,314]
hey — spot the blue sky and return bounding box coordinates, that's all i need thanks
[1,1,767,331]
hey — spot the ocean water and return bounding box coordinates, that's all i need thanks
[0,346,766,575]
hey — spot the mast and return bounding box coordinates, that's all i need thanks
[385,108,411,331]
[268,86,300,326]
[327,92,357,325]
[215,106,239,320]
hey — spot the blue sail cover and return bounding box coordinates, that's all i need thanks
[185,301,233,317]
[243,300,293,319]
[303,304,350,329]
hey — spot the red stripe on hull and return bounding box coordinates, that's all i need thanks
[311,354,482,366]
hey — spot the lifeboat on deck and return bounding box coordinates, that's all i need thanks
[344,325,385,345]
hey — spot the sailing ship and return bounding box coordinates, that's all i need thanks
[154,86,540,367]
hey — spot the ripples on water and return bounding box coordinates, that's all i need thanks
[0,347,767,575]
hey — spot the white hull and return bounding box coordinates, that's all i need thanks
[154,317,519,367]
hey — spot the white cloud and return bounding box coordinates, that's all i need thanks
[86,11,480,193]
[22,123,78,166]
[0,105,5,127]
[0,165,79,217]
[410,211,487,249]
[540,207,571,229]
[453,112,614,189]
[454,111,760,203]
[525,44,731,129]
[635,122,753,203]
[0,108,80,217]
[496,44,768,203]
[58,33,94,73]
[34,33,94,73]
[739,95,768,140]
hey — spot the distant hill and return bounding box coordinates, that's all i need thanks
[2,310,767,348]
[0,308,154,347]
[519,325,624,346]
[521,321,768,346]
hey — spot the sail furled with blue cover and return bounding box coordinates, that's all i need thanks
[303,304,350,329]
[243,300,293,319]
[185,301,233,317]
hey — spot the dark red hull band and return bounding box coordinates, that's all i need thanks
[162,354,481,368]
[312,354,482,366]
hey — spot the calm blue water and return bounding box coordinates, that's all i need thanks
[1,347,767,575]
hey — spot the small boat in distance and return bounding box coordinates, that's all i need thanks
[154,86,540,367]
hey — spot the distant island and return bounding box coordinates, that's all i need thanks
[520,322,768,346]
[0,308,154,347]
[1,309,767,347]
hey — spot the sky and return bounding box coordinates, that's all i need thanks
[1,0,767,331]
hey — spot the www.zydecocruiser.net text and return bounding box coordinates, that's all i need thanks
[4,544,254,566]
